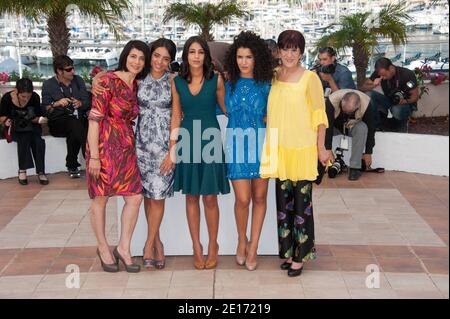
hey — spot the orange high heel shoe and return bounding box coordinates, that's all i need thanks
[193,244,205,270]
[245,243,258,271]
[205,243,219,269]
[235,239,248,266]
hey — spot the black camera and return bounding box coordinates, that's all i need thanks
[388,90,404,105]
[311,62,337,74]
[66,101,75,114]
[387,80,415,105]
[12,107,35,132]
[328,147,347,178]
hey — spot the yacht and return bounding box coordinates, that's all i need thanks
[71,47,119,66]
[35,49,53,65]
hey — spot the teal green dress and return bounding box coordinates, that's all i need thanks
[173,74,230,195]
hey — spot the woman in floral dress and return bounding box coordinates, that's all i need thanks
[86,40,150,273]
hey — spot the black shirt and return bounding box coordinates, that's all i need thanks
[0,91,42,133]
[370,66,418,106]
[41,75,91,116]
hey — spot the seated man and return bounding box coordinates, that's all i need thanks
[41,55,91,178]
[360,57,418,132]
[314,46,357,157]
[328,89,376,181]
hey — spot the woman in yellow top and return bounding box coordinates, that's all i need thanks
[260,30,331,277]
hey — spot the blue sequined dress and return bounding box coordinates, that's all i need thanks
[225,78,271,180]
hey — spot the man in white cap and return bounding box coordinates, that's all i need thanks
[328,89,376,181]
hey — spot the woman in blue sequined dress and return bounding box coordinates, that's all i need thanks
[224,31,274,271]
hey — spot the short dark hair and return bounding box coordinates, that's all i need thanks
[179,36,214,83]
[150,38,177,62]
[277,30,306,54]
[225,31,273,91]
[264,39,277,52]
[319,46,337,57]
[53,55,74,73]
[375,57,393,71]
[116,40,151,80]
[16,78,34,94]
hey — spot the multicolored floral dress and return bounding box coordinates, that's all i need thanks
[86,71,142,199]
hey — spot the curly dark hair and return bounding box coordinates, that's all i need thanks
[224,31,273,91]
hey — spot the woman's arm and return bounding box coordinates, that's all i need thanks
[216,74,227,115]
[87,75,112,179]
[317,124,329,166]
[87,120,101,179]
[160,78,183,174]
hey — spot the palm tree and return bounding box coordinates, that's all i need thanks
[0,0,131,58]
[316,3,411,88]
[163,0,248,41]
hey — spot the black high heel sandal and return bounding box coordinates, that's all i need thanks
[280,261,292,270]
[113,247,140,273]
[37,173,49,185]
[96,249,119,273]
[287,265,304,277]
[18,170,28,185]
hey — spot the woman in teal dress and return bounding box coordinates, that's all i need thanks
[169,36,230,270]
[223,31,273,271]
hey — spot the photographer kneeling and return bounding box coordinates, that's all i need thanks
[361,57,418,133]
[328,89,375,181]
[0,78,48,185]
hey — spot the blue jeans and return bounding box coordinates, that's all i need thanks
[367,91,413,132]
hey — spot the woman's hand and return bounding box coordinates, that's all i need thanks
[318,147,331,167]
[91,71,107,96]
[89,158,101,179]
[160,152,175,175]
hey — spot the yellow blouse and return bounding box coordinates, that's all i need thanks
[260,70,328,181]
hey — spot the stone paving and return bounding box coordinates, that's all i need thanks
[0,171,448,299]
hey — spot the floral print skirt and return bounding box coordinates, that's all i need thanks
[276,179,317,263]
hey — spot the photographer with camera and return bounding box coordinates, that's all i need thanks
[313,47,356,94]
[0,78,48,185]
[328,90,376,181]
[361,57,418,133]
[312,47,357,161]
[41,55,91,178]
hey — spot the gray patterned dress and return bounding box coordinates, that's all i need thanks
[136,72,174,199]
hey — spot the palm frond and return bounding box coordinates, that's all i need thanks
[163,0,248,40]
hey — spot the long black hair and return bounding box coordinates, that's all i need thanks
[149,38,177,62]
[116,40,151,80]
[225,31,273,91]
[179,36,214,83]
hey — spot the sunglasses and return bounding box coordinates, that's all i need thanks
[63,66,75,72]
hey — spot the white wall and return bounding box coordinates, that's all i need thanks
[0,136,85,178]
[120,180,279,256]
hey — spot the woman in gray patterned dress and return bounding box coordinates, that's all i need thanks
[135,39,177,269]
